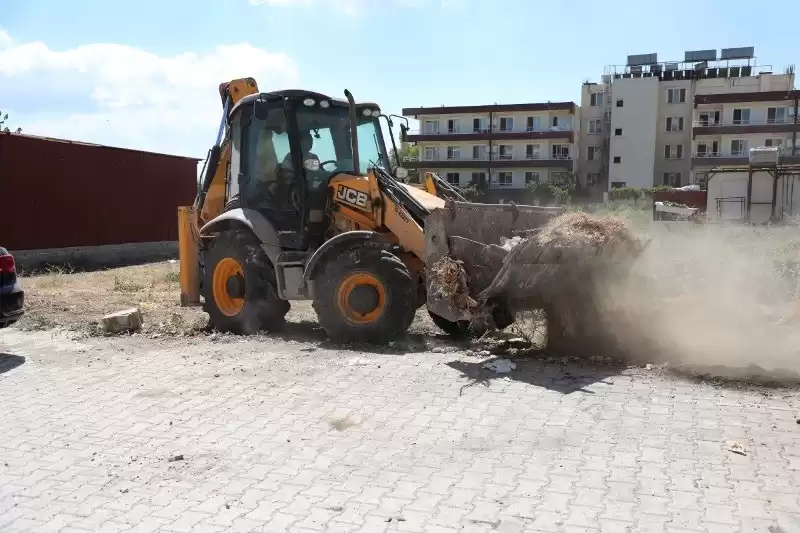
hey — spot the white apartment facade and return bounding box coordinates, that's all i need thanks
[401,102,579,202]
[579,48,798,190]
[691,89,799,182]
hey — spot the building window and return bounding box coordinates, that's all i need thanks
[590,92,604,107]
[446,146,460,160]
[498,117,514,132]
[525,171,540,185]
[613,156,621,164]
[447,119,461,134]
[472,117,489,133]
[423,147,438,161]
[733,108,751,125]
[498,145,513,160]
[551,144,570,159]
[665,117,684,132]
[616,99,624,108]
[610,181,626,189]
[471,172,486,185]
[445,172,460,186]
[664,144,683,159]
[586,172,600,185]
[765,139,785,148]
[472,145,488,160]
[552,116,571,129]
[525,144,541,160]
[662,172,682,186]
[496,172,513,187]
[666,88,686,104]
[587,146,600,160]
[696,141,719,157]
[588,119,602,134]
[423,120,440,134]
[767,107,787,124]
[730,139,749,156]
[614,128,622,136]
[698,111,720,126]
[526,116,542,132]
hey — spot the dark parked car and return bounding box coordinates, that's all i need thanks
[0,246,24,328]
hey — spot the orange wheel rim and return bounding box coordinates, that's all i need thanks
[212,257,245,317]
[335,272,387,325]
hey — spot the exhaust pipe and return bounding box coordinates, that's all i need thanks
[344,89,360,175]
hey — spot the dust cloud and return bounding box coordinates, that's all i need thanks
[594,217,800,380]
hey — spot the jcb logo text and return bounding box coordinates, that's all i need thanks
[336,185,368,209]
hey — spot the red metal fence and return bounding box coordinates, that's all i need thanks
[0,133,198,251]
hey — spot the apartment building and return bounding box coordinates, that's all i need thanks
[580,47,798,190]
[692,89,799,183]
[400,102,579,202]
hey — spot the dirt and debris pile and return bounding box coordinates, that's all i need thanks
[535,211,641,250]
[518,212,651,358]
[429,256,476,311]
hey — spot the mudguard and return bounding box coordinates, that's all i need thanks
[200,208,281,264]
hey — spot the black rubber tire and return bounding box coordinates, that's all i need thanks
[428,310,489,338]
[313,246,416,344]
[201,229,289,334]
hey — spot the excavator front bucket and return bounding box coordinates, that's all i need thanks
[424,200,565,324]
[424,200,646,330]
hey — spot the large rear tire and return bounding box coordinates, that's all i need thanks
[202,229,289,334]
[313,246,416,344]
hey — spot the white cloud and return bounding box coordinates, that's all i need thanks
[0,30,300,158]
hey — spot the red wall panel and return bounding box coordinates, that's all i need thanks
[0,134,198,251]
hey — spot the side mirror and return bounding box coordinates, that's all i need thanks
[253,98,270,120]
[395,167,409,180]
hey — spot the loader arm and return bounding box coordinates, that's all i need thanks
[328,166,443,260]
[423,172,467,202]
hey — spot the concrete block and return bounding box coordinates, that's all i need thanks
[101,308,143,334]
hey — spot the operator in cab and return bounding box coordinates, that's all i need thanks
[282,130,320,170]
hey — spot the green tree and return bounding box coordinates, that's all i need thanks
[389,142,419,182]
[389,141,419,167]
[0,110,22,133]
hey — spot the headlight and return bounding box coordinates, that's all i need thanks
[319,100,330,108]
[362,108,373,117]
[303,98,315,107]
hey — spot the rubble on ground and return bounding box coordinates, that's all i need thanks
[100,308,143,334]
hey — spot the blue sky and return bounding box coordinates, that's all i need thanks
[1,0,797,159]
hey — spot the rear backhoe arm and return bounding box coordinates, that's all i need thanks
[179,77,259,306]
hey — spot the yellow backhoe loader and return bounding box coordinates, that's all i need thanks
[178,78,589,343]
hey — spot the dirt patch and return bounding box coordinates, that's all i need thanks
[17,261,207,335]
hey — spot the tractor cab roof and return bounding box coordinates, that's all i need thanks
[229,90,381,120]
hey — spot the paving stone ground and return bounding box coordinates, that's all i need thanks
[1,328,800,533]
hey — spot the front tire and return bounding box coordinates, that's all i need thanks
[202,229,289,334]
[313,246,416,344]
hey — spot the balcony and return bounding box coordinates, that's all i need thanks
[691,150,800,168]
[692,118,800,137]
[402,154,573,169]
[404,125,574,143]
